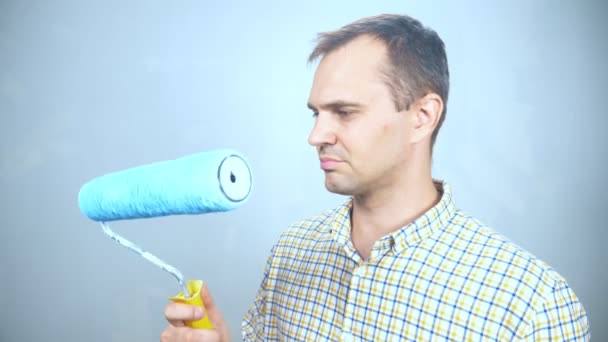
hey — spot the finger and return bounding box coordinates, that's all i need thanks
[201,284,222,321]
[184,328,221,342]
[200,284,231,338]
[164,302,204,326]
[161,325,221,342]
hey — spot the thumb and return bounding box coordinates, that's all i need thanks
[201,283,231,340]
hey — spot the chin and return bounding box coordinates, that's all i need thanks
[326,187,352,196]
[324,179,355,196]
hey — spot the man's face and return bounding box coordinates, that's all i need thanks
[307,35,416,196]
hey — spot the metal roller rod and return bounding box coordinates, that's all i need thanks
[100,221,190,297]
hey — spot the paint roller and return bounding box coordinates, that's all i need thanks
[78,149,253,329]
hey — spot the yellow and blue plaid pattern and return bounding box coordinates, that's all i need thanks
[242,182,589,341]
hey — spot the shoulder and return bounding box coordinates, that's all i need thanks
[438,209,589,337]
[268,198,352,260]
[445,209,570,299]
[282,209,334,238]
[274,206,338,251]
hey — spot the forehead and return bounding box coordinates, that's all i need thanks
[308,35,391,105]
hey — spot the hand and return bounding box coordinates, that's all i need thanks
[161,284,231,342]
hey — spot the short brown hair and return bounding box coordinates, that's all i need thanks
[309,14,449,149]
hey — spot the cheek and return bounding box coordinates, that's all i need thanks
[385,115,412,145]
[375,121,411,164]
[349,122,391,160]
[382,122,392,135]
[380,121,403,144]
[342,116,408,160]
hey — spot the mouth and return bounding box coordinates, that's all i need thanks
[319,157,341,171]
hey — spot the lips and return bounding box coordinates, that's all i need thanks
[319,157,341,170]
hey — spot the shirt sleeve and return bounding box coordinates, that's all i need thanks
[525,281,590,341]
[241,245,276,342]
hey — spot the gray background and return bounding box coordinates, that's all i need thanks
[1,0,606,341]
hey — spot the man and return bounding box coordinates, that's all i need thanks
[162,14,590,341]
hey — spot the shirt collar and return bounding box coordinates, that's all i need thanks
[329,180,457,260]
[391,180,456,254]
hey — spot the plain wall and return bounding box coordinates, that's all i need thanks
[1,1,606,340]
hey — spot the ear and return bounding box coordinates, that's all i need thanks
[410,93,443,144]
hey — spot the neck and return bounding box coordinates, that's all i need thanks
[350,151,440,260]
[352,175,439,236]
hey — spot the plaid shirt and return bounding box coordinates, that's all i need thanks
[242,182,590,341]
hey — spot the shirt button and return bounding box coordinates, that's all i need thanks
[341,332,354,342]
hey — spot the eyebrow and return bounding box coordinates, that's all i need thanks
[307,100,363,112]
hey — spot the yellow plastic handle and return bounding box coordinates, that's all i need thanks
[168,279,214,329]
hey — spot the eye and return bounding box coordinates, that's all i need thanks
[311,111,319,118]
[337,109,352,116]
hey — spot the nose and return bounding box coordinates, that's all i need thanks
[308,112,337,147]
